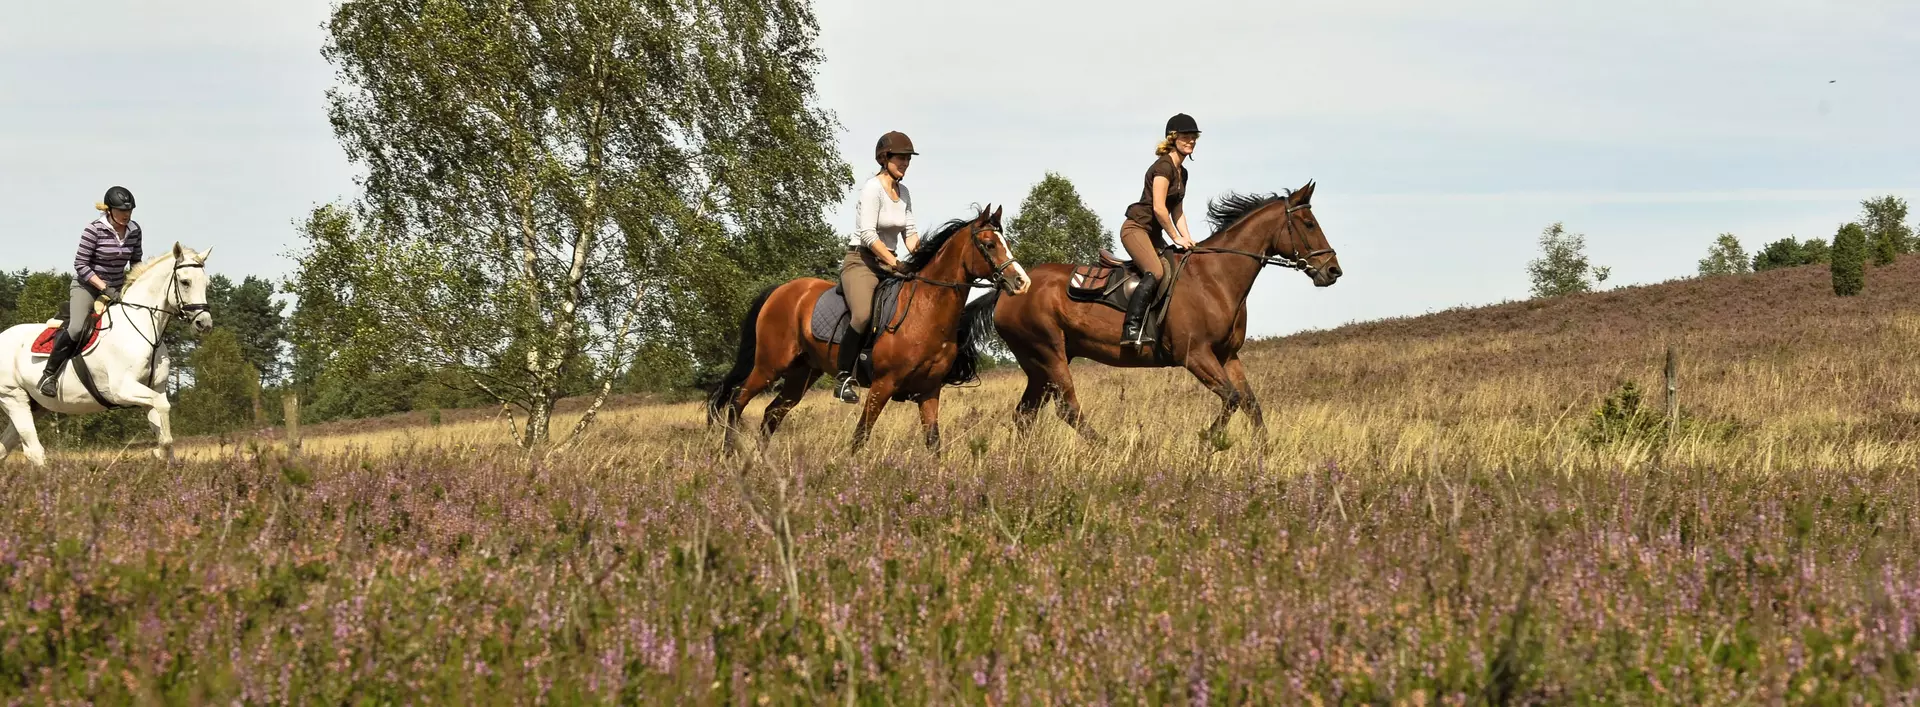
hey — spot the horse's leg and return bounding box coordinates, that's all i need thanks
[917,393,941,451]
[1012,358,1050,433]
[725,367,779,455]
[0,416,20,461]
[1183,349,1242,441]
[1044,360,1099,441]
[1223,355,1264,437]
[0,395,46,467]
[106,380,176,463]
[760,369,820,442]
[851,379,897,452]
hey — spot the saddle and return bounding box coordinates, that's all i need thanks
[1065,250,1185,348]
[29,316,107,357]
[809,279,908,389]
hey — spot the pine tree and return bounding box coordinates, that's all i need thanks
[1831,223,1867,296]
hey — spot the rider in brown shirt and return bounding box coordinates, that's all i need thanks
[1118,113,1200,345]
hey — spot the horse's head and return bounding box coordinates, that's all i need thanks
[165,243,215,333]
[964,205,1030,295]
[1278,181,1341,287]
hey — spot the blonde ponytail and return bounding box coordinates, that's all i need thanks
[95,202,109,212]
[1154,132,1175,156]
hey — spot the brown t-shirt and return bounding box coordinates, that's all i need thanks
[1123,156,1188,241]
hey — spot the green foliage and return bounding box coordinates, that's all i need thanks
[14,271,71,325]
[1583,381,1668,445]
[206,275,287,382]
[1527,222,1610,298]
[176,328,260,437]
[1831,223,1867,297]
[1696,233,1750,276]
[1859,195,1912,266]
[1751,237,1830,271]
[314,0,851,446]
[1007,172,1108,266]
[0,269,22,325]
[1580,380,1734,446]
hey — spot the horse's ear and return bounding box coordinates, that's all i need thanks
[171,242,184,259]
[1297,180,1317,204]
[197,246,213,263]
[991,205,1003,227]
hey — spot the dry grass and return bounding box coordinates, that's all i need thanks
[7,259,1920,703]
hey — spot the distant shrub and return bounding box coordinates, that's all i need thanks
[1752,237,1829,272]
[1583,380,1736,446]
[1831,223,1866,297]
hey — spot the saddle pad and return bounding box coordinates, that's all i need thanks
[29,318,106,357]
[810,287,851,343]
[809,279,908,345]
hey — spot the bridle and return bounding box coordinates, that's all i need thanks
[896,224,1024,293]
[109,255,213,383]
[1183,201,1336,276]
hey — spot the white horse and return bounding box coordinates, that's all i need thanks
[0,243,215,466]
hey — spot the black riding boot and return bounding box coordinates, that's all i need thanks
[37,330,75,397]
[1122,272,1158,345]
[834,323,863,403]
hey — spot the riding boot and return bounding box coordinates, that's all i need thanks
[1122,272,1158,345]
[834,324,863,403]
[37,331,75,397]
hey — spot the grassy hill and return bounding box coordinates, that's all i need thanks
[7,260,1920,703]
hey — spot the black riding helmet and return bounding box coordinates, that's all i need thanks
[103,186,135,211]
[1165,113,1200,135]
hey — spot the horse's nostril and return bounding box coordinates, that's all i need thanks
[1329,266,1343,278]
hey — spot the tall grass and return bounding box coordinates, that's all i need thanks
[7,260,1920,702]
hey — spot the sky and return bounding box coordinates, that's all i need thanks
[3,0,1917,338]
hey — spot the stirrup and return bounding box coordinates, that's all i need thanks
[834,373,861,403]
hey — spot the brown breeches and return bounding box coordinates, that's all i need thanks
[1119,221,1166,279]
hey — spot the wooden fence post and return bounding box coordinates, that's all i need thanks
[284,392,302,454]
[1664,344,1679,437]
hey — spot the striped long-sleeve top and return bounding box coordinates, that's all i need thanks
[75,216,144,291]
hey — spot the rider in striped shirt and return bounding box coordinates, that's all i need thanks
[39,186,144,396]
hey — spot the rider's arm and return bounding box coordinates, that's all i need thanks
[856,180,902,270]
[901,186,920,256]
[1174,206,1194,248]
[74,226,109,292]
[1152,176,1189,249]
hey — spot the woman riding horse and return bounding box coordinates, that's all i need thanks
[835,131,923,403]
[1118,114,1202,346]
[40,186,143,396]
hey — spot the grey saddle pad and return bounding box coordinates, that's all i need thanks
[810,280,905,344]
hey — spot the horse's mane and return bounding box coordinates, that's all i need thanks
[124,252,183,284]
[1206,191,1290,234]
[901,218,972,273]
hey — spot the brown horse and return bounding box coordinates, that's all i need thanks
[707,207,1031,453]
[965,181,1340,441]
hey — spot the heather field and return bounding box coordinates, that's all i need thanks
[8,261,1920,704]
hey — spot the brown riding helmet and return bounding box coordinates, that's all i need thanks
[875,131,918,165]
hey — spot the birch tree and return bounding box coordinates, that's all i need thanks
[318,0,850,448]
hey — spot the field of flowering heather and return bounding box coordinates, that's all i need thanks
[6,260,1920,703]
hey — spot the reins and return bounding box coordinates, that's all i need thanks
[1179,202,1335,271]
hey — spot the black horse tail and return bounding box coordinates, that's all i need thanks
[947,290,1004,385]
[706,283,779,426]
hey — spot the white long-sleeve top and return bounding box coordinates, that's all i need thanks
[851,175,917,250]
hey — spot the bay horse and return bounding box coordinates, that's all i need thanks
[0,243,216,466]
[707,207,1030,453]
[965,181,1340,442]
